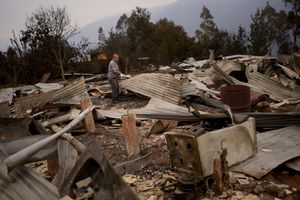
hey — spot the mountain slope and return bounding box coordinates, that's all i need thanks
[76,0,286,45]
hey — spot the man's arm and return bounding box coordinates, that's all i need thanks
[112,64,121,76]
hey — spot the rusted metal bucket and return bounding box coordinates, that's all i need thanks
[220,85,250,113]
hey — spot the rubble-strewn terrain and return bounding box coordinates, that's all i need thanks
[0,54,300,200]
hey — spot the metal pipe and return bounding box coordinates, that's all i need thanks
[4,106,96,172]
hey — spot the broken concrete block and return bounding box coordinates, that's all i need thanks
[60,195,73,200]
[76,187,95,200]
[76,177,92,189]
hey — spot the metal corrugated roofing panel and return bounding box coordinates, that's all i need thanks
[0,149,59,200]
[120,73,195,104]
[96,98,193,120]
[247,72,300,100]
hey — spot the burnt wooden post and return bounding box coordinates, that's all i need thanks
[121,114,140,157]
[47,154,59,177]
[213,147,230,195]
[80,97,96,134]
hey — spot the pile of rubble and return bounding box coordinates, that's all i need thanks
[0,53,299,200]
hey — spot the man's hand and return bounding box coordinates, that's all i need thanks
[120,73,126,79]
[112,68,121,76]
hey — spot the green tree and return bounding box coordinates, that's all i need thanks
[283,0,300,50]
[104,14,130,72]
[195,6,218,43]
[116,14,129,35]
[105,7,154,70]
[275,10,293,54]
[232,25,248,54]
[127,7,153,58]
[104,7,195,68]
[249,3,277,55]
[152,18,194,64]
[115,14,130,72]
[0,47,22,84]
[195,6,224,58]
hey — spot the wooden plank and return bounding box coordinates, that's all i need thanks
[213,148,229,195]
[40,72,51,83]
[231,126,300,178]
[121,114,140,157]
[47,153,59,176]
[80,97,96,134]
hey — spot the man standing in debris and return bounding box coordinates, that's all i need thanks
[108,54,121,102]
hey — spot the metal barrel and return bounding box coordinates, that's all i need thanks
[220,85,250,112]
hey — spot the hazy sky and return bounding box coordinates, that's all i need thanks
[0,0,176,50]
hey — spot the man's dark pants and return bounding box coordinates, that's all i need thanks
[109,78,119,101]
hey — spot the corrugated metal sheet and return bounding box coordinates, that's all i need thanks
[14,77,87,114]
[15,77,87,115]
[53,139,78,189]
[231,125,300,179]
[35,77,86,109]
[247,71,300,101]
[96,98,194,120]
[0,148,59,200]
[212,62,300,102]
[120,73,196,104]
[248,112,300,128]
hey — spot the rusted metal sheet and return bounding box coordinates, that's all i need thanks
[0,149,59,200]
[120,73,196,104]
[165,118,256,177]
[231,125,300,179]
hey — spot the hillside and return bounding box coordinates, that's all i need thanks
[75,0,286,44]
